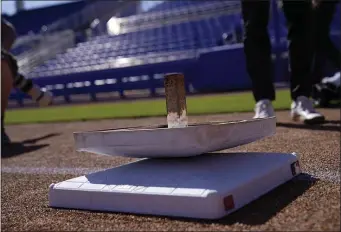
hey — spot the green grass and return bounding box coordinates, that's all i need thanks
[5,89,291,125]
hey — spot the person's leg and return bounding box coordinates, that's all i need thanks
[1,19,17,51]
[1,59,14,144]
[1,19,17,145]
[311,0,340,106]
[282,0,314,99]
[311,3,327,85]
[241,0,275,118]
[282,0,325,124]
[312,0,340,85]
[241,0,274,102]
[322,1,340,71]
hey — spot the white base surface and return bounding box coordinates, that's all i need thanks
[73,117,276,158]
[49,152,301,219]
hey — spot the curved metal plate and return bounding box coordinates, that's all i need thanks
[73,116,276,158]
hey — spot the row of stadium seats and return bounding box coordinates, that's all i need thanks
[28,13,245,77]
[27,50,195,78]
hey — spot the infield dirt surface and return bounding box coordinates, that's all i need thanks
[1,108,340,231]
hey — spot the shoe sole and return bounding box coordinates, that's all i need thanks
[291,113,325,125]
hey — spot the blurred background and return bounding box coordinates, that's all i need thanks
[2,0,340,108]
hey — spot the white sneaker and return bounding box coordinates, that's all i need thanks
[321,71,340,88]
[253,99,275,119]
[290,96,325,124]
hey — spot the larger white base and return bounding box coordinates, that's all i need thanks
[49,152,301,220]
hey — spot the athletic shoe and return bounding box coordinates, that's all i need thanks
[321,71,340,88]
[290,96,325,124]
[253,99,275,119]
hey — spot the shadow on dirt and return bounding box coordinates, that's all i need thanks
[1,133,61,158]
[277,120,340,132]
[204,173,318,225]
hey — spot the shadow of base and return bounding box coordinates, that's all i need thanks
[1,143,49,158]
[277,121,340,132]
[212,173,317,225]
[49,173,317,226]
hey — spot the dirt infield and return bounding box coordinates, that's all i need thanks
[1,109,340,231]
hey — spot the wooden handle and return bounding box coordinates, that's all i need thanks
[164,73,188,128]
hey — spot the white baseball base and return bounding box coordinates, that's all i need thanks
[49,152,301,219]
[73,117,276,158]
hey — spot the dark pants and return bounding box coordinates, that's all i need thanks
[241,0,314,101]
[312,0,340,84]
